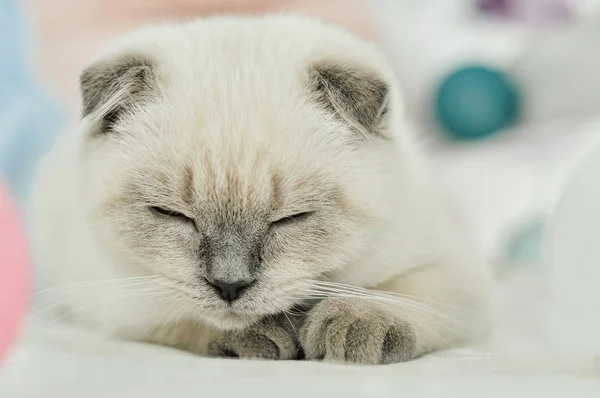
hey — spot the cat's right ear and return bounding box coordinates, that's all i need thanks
[80,54,155,134]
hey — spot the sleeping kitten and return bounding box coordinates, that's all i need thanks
[30,15,491,364]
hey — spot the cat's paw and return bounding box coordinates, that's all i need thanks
[299,298,417,364]
[208,318,299,360]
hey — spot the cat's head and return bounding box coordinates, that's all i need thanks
[77,16,408,330]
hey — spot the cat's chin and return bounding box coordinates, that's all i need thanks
[200,310,263,331]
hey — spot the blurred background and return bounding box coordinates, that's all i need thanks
[3,0,600,274]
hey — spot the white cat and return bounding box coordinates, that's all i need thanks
[30,15,491,364]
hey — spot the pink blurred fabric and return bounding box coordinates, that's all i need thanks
[0,182,29,364]
[23,0,374,110]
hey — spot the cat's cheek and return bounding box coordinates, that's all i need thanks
[260,226,320,263]
[261,224,339,271]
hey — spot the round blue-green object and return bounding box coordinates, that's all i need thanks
[434,65,520,141]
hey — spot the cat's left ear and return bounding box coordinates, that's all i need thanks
[308,61,391,140]
[80,53,155,133]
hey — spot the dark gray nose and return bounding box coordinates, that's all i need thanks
[207,278,254,303]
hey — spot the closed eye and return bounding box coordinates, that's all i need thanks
[150,206,194,223]
[270,212,314,228]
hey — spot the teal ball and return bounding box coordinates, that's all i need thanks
[434,65,520,140]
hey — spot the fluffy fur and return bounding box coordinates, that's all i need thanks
[30,15,491,364]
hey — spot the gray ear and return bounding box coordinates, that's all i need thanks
[309,61,390,139]
[80,54,155,132]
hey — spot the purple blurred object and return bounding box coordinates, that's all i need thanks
[479,0,572,23]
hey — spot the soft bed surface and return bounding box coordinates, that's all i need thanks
[1,344,598,398]
[1,271,598,398]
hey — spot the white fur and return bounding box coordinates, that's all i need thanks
[30,15,491,356]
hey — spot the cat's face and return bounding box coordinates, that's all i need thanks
[77,18,400,329]
[85,116,367,330]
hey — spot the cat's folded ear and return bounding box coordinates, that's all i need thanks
[80,53,155,133]
[309,61,391,141]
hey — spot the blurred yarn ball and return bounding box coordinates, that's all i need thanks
[434,65,521,141]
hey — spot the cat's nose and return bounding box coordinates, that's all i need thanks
[207,278,254,303]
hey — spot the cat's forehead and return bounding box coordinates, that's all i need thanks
[190,145,337,207]
[124,137,340,217]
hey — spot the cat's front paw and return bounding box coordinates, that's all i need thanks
[299,298,417,365]
[208,317,299,360]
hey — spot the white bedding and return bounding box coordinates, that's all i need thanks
[1,345,598,398]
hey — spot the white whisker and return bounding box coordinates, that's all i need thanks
[32,275,163,297]
[294,281,478,340]
[41,289,174,327]
[282,311,297,335]
[30,284,170,317]
[310,280,480,313]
